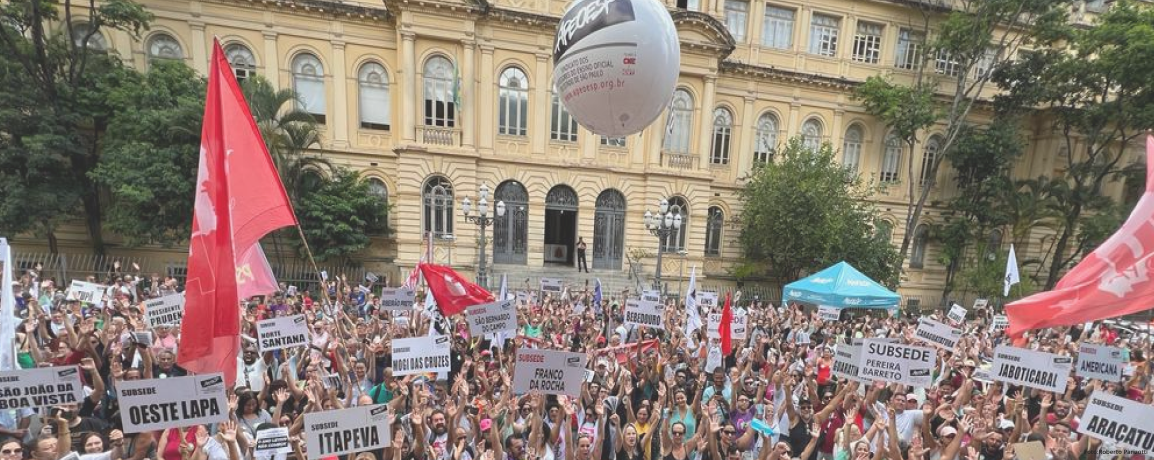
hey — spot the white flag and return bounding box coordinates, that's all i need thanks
[499,273,510,301]
[0,238,19,370]
[1004,244,1020,296]
[684,266,703,336]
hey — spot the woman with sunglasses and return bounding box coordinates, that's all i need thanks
[661,411,706,460]
[0,438,21,460]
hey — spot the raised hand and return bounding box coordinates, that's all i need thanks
[275,388,290,405]
[220,420,238,443]
[195,426,209,447]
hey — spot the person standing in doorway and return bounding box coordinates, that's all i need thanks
[577,237,589,272]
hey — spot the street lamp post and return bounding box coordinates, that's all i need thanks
[461,183,506,290]
[644,199,682,295]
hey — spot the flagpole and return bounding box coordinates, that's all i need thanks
[291,224,356,343]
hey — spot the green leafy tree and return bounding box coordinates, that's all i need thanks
[996,1,1154,288]
[0,0,152,253]
[739,137,901,286]
[295,168,390,262]
[93,60,205,246]
[852,0,1068,275]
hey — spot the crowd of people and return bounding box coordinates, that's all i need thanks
[5,267,1154,460]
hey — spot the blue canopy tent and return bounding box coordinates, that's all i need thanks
[783,261,900,309]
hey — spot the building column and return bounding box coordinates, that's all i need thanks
[401,31,417,142]
[189,21,208,75]
[736,95,756,177]
[462,40,476,148]
[331,40,350,148]
[831,108,845,150]
[262,31,279,90]
[532,53,550,155]
[479,45,496,150]
[697,76,716,168]
[787,100,801,135]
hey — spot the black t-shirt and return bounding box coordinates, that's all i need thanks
[70,416,109,452]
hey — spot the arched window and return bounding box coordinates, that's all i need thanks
[661,197,690,253]
[843,124,864,173]
[753,113,779,165]
[663,89,694,154]
[910,224,929,269]
[705,206,724,256]
[920,135,943,186]
[224,43,256,82]
[423,56,455,127]
[550,92,578,142]
[367,178,389,206]
[292,53,326,123]
[986,229,1003,259]
[710,108,733,165]
[147,33,183,61]
[423,176,454,236]
[875,220,893,243]
[71,23,108,51]
[498,67,529,136]
[801,118,823,150]
[880,132,902,183]
[358,62,391,131]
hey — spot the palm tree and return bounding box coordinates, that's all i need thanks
[240,75,332,202]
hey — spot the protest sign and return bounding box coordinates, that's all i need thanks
[1014,442,1047,460]
[365,272,379,283]
[973,298,989,309]
[66,280,105,305]
[947,304,967,324]
[991,315,1010,333]
[116,373,228,433]
[516,291,531,304]
[991,345,1071,393]
[0,366,84,410]
[641,290,661,303]
[1077,343,1125,382]
[305,404,391,458]
[708,311,749,340]
[131,331,154,346]
[540,278,563,293]
[379,288,416,311]
[513,348,587,396]
[255,427,292,456]
[391,336,451,376]
[818,305,841,322]
[832,342,863,382]
[256,315,310,353]
[1078,391,1154,455]
[914,317,961,350]
[698,292,718,309]
[466,300,518,336]
[858,340,935,387]
[143,294,185,328]
[624,299,664,329]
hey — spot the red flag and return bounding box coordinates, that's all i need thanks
[178,39,297,385]
[719,292,733,355]
[1007,135,1154,337]
[236,243,280,300]
[419,263,493,317]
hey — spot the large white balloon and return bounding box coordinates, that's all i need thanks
[552,0,680,138]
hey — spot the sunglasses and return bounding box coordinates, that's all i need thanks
[1,449,22,455]
[723,430,736,435]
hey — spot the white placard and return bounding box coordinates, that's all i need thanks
[255,427,292,456]
[1078,391,1154,455]
[641,290,661,303]
[516,291,531,304]
[0,366,85,410]
[698,292,719,309]
[116,373,228,433]
[1077,344,1125,382]
[540,278,563,293]
[466,300,518,336]
[947,304,968,324]
[624,299,665,329]
[991,345,1072,393]
[991,315,1010,332]
[66,280,105,304]
[365,272,379,283]
[973,298,989,309]
[143,294,185,328]
[832,342,864,382]
[391,336,451,376]
[818,305,842,322]
[914,317,962,350]
[859,340,935,387]
[379,288,416,310]
[304,404,391,458]
[513,349,587,396]
[255,315,310,353]
[705,346,723,373]
[707,311,749,340]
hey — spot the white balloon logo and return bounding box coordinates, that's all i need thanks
[552,0,681,137]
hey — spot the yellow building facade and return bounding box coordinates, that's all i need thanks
[52,0,1136,303]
